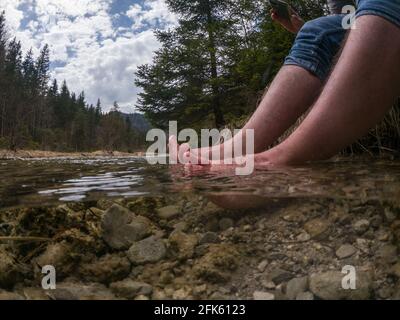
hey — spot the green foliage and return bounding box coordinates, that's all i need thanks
[135,0,325,130]
[0,11,144,152]
[136,0,400,154]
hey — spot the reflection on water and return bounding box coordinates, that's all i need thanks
[1,156,400,209]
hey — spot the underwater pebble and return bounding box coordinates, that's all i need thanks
[353,219,370,235]
[336,244,357,259]
[219,218,234,231]
[110,279,153,299]
[157,205,181,220]
[102,204,152,250]
[253,291,275,300]
[128,236,167,265]
[286,277,308,300]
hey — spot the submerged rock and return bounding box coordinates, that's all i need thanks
[267,268,293,285]
[253,291,275,300]
[46,282,116,300]
[169,231,198,260]
[219,218,234,231]
[23,287,49,300]
[78,254,131,284]
[336,244,357,259]
[304,218,331,240]
[0,290,25,300]
[193,244,239,283]
[0,248,20,289]
[286,277,308,300]
[199,232,220,245]
[376,245,398,264]
[34,242,73,277]
[157,205,181,220]
[101,204,152,250]
[309,270,372,300]
[110,279,153,299]
[296,292,314,300]
[353,219,370,235]
[127,237,166,265]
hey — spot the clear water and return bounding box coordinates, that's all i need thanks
[1,156,400,210]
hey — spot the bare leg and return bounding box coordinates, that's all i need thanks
[170,65,322,159]
[256,15,400,165]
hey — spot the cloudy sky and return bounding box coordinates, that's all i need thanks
[1,0,178,113]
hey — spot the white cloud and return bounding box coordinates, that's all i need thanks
[126,0,178,30]
[1,0,177,113]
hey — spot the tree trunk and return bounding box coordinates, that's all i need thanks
[205,2,225,128]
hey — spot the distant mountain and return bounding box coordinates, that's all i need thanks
[121,113,151,133]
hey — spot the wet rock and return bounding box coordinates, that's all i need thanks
[389,262,400,278]
[262,280,276,290]
[173,288,191,300]
[0,248,20,289]
[173,222,188,232]
[205,218,220,232]
[34,242,73,276]
[253,291,275,300]
[329,210,350,224]
[304,218,331,240]
[355,238,370,254]
[0,290,25,300]
[169,231,198,260]
[47,282,116,300]
[309,271,372,300]
[267,268,293,285]
[376,245,398,264]
[157,205,181,220]
[193,244,239,283]
[377,287,393,299]
[219,218,234,231]
[23,287,49,300]
[384,208,397,223]
[296,292,314,300]
[110,279,153,299]
[370,215,383,228]
[257,260,268,273]
[199,232,220,245]
[78,254,131,284]
[126,197,164,217]
[377,230,390,242]
[336,244,357,259]
[152,289,167,300]
[282,211,305,223]
[101,205,153,250]
[296,232,311,242]
[353,219,370,235]
[286,277,308,300]
[127,237,166,265]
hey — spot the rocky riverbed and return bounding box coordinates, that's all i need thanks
[0,194,399,300]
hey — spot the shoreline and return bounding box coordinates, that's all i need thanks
[0,149,146,160]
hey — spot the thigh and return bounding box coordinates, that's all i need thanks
[356,0,400,28]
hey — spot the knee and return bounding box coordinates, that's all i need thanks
[297,15,344,45]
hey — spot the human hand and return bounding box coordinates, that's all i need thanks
[271,7,305,34]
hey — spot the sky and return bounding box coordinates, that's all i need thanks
[1,0,178,113]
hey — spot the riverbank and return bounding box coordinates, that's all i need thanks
[0,149,145,160]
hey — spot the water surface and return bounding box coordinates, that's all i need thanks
[1,156,400,210]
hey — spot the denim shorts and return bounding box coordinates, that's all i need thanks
[284,0,400,81]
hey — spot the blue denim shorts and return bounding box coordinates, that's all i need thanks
[284,0,400,81]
